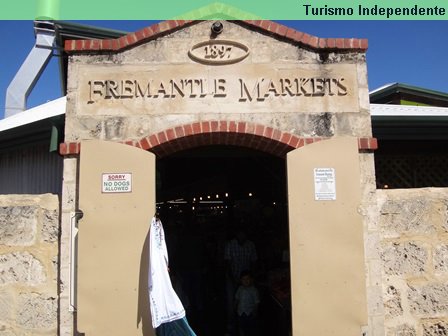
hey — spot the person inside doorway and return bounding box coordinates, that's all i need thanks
[224,228,258,335]
[148,213,197,336]
[235,270,260,336]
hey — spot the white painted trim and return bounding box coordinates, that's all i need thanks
[0,96,66,132]
[370,103,448,117]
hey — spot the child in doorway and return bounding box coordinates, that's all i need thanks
[234,270,260,336]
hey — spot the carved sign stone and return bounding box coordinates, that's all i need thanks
[188,40,250,65]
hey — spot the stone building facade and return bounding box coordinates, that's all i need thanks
[60,19,376,336]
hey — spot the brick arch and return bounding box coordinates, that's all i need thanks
[59,121,377,156]
[139,121,306,158]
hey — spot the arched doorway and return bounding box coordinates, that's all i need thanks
[76,129,368,336]
[156,145,291,336]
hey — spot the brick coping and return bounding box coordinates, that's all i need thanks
[64,20,368,53]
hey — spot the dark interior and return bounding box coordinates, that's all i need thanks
[156,145,292,336]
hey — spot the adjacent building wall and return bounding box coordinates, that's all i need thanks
[378,189,448,336]
[0,194,59,336]
[0,143,63,195]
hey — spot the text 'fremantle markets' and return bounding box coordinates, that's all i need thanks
[87,77,349,104]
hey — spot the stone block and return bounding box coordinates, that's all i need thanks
[61,184,76,212]
[434,244,448,276]
[379,197,436,238]
[381,241,428,276]
[250,40,272,63]
[0,252,46,285]
[104,117,127,140]
[368,259,383,287]
[422,320,448,336]
[0,206,37,246]
[368,285,385,316]
[334,112,372,137]
[50,255,58,284]
[371,314,386,336]
[308,112,334,137]
[17,293,57,330]
[75,117,103,139]
[365,232,381,260]
[62,158,78,183]
[0,291,13,320]
[443,202,448,232]
[41,209,59,243]
[408,284,448,317]
[0,325,18,336]
[386,324,416,336]
[384,285,403,319]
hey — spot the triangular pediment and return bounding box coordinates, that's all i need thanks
[65,19,369,130]
[65,19,367,54]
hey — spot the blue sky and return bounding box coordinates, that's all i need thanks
[0,20,447,119]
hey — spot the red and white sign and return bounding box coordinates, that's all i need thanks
[102,173,132,193]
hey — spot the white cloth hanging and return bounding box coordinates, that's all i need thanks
[148,216,185,328]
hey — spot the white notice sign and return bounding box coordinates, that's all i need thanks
[314,168,336,201]
[102,173,132,193]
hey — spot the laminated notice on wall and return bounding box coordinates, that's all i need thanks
[102,173,132,193]
[314,168,336,201]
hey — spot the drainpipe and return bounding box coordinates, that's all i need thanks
[69,210,83,312]
[5,20,56,118]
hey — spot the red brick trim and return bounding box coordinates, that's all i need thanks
[59,121,377,156]
[358,137,378,150]
[64,20,367,53]
[59,142,80,155]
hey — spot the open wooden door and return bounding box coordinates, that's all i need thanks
[78,140,155,335]
[287,137,367,336]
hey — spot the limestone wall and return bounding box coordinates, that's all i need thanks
[378,189,448,336]
[0,194,59,336]
[65,21,372,143]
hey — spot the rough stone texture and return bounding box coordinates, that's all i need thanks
[408,284,448,317]
[0,291,13,321]
[386,324,416,336]
[0,326,18,336]
[443,202,448,233]
[41,209,59,243]
[422,320,448,336]
[384,286,403,319]
[0,206,37,246]
[0,195,59,336]
[434,244,448,275]
[0,252,46,285]
[379,197,437,238]
[378,189,448,336]
[381,241,428,276]
[17,294,57,330]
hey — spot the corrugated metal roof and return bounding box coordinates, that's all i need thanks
[369,83,448,106]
